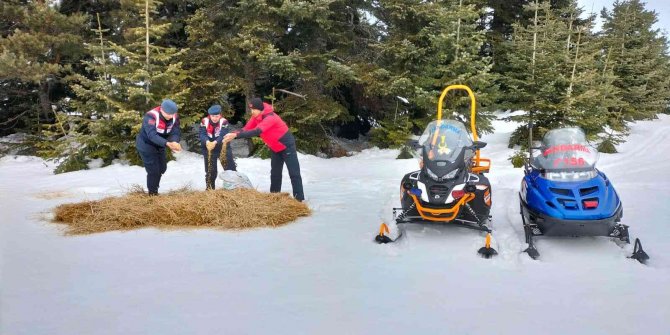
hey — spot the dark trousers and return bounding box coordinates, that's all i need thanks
[138,148,167,195]
[203,142,236,190]
[270,135,304,201]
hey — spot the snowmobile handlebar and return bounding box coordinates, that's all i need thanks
[471,141,487,150]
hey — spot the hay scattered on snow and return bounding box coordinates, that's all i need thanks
[53,188,311,235]
[34,191,74,200]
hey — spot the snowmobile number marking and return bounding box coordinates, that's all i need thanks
[553,157,587,167]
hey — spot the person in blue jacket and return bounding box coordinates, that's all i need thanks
[199,104,236,190]
[135,99,182,195]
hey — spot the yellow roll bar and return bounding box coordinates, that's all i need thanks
[435,84,489,173]
[437,84,477,139]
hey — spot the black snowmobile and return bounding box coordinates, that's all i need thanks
[375,85,497,257]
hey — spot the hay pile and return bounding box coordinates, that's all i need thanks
[53,188,311,235]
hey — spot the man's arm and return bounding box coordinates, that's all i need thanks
[167,117,181,142]
[242,117,259,131]
[142,114,168,147]
[199,120,209,144]
[216,120,229,143]
[235,128,261,139]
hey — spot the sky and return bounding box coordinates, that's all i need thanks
[577,0,670,34]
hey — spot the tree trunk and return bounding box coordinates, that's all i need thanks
[566,10,574,54]
[243,61,257,101]
[96,13,107,80]
[566,27,582,104]
[455,0,463,61]
[38,79,52,122]
[145,0,151,94]
[531,0,539,81]
[529,0,540,152]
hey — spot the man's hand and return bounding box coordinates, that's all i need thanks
[206,141,216,151]
[167,141,182,152]
[223,133,237,143]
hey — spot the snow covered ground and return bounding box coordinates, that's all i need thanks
[2,115,669,335]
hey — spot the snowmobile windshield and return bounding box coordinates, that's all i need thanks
[418,120,473,164]
[532,127,599,181]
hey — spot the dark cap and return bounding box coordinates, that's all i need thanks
[161,99,178,114]
[207,104,222,115]
[249,98,264,111]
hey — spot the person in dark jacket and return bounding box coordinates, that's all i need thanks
[223,97,305,201]
[199,104,236,190]
[135,99,182,195]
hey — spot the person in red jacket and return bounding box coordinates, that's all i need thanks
[223,98,305,201]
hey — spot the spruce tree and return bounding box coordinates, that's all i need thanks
[502,0,616,149]
[366,0,498,149]
[557,3,613,138]
[184,0,374,154]
[57,0,190,171]
[502,0,566,146]
[0,1,86,136]
[600,0,670,122]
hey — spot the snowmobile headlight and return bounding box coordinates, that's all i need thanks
[544,170,597,181]
[442,169,459,179]
[426,167,440,181]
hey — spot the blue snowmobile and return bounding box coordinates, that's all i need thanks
[519,127,649,263]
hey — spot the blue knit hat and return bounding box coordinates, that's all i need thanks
[161,99,178,115]
[207,104,222,115]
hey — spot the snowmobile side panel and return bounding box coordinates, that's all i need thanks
[521,194,622,237]
[522,169,620,221]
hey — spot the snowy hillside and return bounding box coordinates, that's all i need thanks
[1,115,669,335]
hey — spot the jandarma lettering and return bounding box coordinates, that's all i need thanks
[543,144,590,156]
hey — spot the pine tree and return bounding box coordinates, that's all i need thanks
[558,4,613,138]
[600,0,670,122]
[56,0,190,171]
[184,0,374,154]
[272,0,374,152]
[0,1,86,136]
[365,0,498,148]
[502,0,616,149]
[488,0,575,106]
[501,0,565,146]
